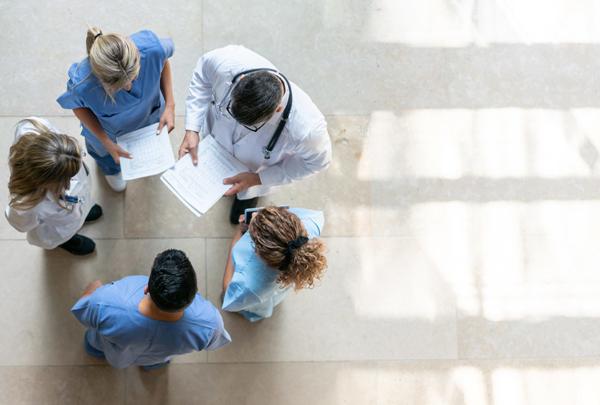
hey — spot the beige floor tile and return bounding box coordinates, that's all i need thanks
[204,237,457,362]
[125,362,377,405]
[202,2,600,114]
[124,359,600,405]
[0,0,201,116]
[0,238,207,366]
[456,232,600,359]
[373,358,600,405]
[0,365,125,405]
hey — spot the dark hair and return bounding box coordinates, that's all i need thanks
[148,249,198,312]
[230,71,283,126]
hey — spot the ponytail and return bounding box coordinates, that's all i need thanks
[84,26,140,97]
[249,207,328,290]
[85,26,103,55]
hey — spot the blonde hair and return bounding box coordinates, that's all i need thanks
[8,119,82,210]
[249,207,327,290]
[86,26,140,97]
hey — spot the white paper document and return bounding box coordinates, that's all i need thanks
[161,136,249,216]
[117,123,175,181]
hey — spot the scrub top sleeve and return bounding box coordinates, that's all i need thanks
[56,87,85,110]
[258,121,332,187]
[159,38,175,59]
[184,54,218,133]
[204,312,232,351]
[222,280,262,312]
[71,294,102,328]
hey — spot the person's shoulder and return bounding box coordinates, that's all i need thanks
[285,82,325,137]
[182,295,225,330]
[202,45,275,74]
[64,59,97,93]
[290,208,325,236]
[131,30,160,47]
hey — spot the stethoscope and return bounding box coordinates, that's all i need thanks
[214,68,293,160]
[59,161,90,209]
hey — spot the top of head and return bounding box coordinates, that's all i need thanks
[230,71,284,126]
[148,249,198,312]
[85,27,140,94]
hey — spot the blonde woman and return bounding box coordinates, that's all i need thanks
[221,206,327,321]
[6,117,102,255]
[57,27,175,191]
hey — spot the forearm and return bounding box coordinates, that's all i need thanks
[160,60,175,108]
[80,280,103,298]
[222,229,243,291]
[72,108,111,145]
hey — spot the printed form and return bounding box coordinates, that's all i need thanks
[117,123,175,181]
[161,136,249,216]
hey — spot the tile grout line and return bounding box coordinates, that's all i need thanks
[7,355,600,369]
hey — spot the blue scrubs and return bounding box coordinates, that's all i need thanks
[222,208,325,322]
[71,275,231,368]
[57,30,174,174]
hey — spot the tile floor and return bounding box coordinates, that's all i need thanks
[2,0,600,404]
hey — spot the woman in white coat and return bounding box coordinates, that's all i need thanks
[5,118,102,255]
[179,45,332,223]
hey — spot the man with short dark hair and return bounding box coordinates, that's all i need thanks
[180,45,332,223]
[71,249,231,369]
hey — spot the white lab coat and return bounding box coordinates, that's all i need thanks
[5,118,94,249]
[184,45,332,199]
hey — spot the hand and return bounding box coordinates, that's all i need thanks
[178,130,200,165]
[104,140,132,165]
[238,214,249,233]
[158,105,175,134]
[82,280,103,297]
[223,172,261,196]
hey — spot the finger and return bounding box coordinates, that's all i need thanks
[190,146,198,165]
[238,214,245,223]
[168,121,175,134]
[157,120,164,135]
[178,144,188,160]
[223,175,240,185]
[223,184,241,196]
[113,154,121,165]
[119,149,133,159]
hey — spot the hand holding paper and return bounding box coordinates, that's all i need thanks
[117,123,175,181]
[161,136,249,216]
[223,172,261,196]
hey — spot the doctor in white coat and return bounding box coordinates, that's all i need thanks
[179,45,332,223]
[5,117,102,255]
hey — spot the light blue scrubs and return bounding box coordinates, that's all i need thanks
[222,208,325,322]
[57,30,174,174]
[72,275,231,368]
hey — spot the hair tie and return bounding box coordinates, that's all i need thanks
[279,236,308,271]
[94,32,103,40]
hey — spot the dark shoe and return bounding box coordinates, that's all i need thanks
[85,204,103,223]
[59,234,96,255]
[229,197,258,224]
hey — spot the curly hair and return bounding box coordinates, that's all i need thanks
[249,206,327,290]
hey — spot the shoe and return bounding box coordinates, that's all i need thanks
[104,173,127,192]
[59,234,96,255]
[85,204,103,223]
[229,196,259,224]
